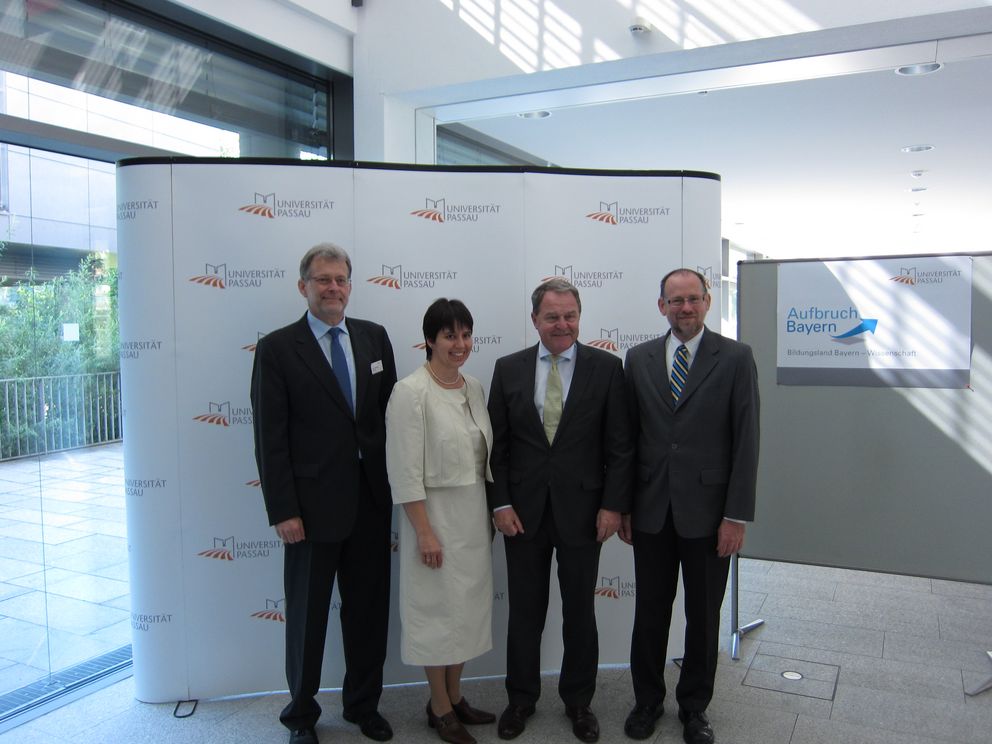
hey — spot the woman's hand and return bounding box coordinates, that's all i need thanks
[418,530,443,569]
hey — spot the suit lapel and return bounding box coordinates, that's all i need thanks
[518,346,545,437]
[649,332,675,411]
[558,342,593,433]
[677,328,719,407]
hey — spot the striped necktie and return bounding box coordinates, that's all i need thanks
[670,344,689,403]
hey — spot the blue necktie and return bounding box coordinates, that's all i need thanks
[329,327,354,414]
[671,344,689,403]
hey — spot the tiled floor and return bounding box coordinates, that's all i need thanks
[0,444,129,694]
[0,444,990,742]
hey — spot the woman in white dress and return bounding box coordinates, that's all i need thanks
[385,298,495,744]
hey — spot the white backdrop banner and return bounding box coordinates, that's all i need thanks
[117,161,720,702]
[777,256,973,387]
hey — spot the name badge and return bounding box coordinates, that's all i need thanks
[370,360,384,375]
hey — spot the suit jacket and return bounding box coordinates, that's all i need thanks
[250,313,397,543]
[487,342,633,546]
[624,327,759,539]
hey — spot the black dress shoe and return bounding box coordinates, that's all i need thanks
[343,710,393,742]
[564,705,600,743]
[497,703,535,740]
[451,697,496,724]
[624,703,663,740]
[678,709,715,744]
[288,728,318,744]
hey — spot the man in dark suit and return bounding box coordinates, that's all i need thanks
[620,268,759,744]
[488,278,633,743]
[251,243,397,744]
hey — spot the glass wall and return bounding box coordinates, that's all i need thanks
[0,0,342,728]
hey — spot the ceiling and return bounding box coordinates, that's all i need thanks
[419,16,992,262]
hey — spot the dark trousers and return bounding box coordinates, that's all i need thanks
[279,475,391,731]
[503,502,602,708]
[629,509,730,713]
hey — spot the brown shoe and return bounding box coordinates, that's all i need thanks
[452,697,496,725]
[427,702,477,744]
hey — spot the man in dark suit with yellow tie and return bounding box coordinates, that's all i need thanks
[620,268,759,744]
[488,278,633,743]
[251,243,397,744]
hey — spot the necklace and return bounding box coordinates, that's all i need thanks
[425,361,461,387]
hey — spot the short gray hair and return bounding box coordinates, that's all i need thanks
[531,277,582,315]
[299,242,352,281]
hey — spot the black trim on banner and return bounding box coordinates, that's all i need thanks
[115,157,720,181]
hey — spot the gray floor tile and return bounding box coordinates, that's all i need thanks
[791,713,958,744]
[44,572,128,603]
[745,616,884,657]
[831,683,992,744]
[932,579,992,601]
[836,583,992,617]
[759,593,940,639]
[0,590,127,634]
[884,631,992,673]
[738,573,838,601]
[756,641,967,703]
[939,607,992,645]
[767,562,933,593]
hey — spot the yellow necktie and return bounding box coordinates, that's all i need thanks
[544,355,562,443]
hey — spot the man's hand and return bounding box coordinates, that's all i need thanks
[596,509,621,542]
[275,517,305,544]
[717,519,745,557]
[618,514,633,545]
[493,507,525,537]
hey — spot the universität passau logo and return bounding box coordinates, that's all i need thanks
[250,598,286,622]
[541,264,623,289]
[117,199,159,221]
[585,200,670,225]
[594,575,635,599]
[586,328,660,354]
[409,196,502,224]
[192,401,253,427]
[238,192,335,219]
[696,265,721,290]
[366,263,458,290]
[889,266,962,286]
[198,534,282,561]
[188,263,286,290]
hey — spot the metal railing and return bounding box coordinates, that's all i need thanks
[0,372,122,461]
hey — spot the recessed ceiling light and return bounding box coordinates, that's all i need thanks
[912,213,926,217]
[909,186,928,192]
[901,144,934,153]
[517,110,551,119]
[896,62,942,76]
[910,170,928,178]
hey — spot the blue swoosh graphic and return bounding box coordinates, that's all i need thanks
[831,318,878,339]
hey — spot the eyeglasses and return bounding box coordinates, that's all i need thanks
[307,275,351,288]
[665,296,706,308]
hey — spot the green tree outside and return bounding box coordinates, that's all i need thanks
[0,248,120,459]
